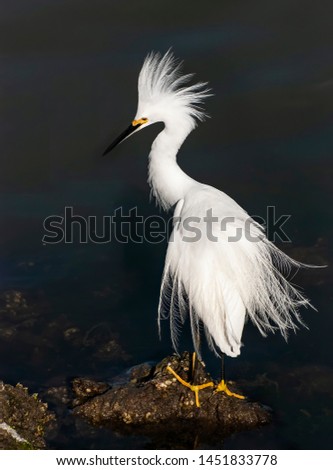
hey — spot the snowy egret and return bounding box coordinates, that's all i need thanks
[103,51,312,406]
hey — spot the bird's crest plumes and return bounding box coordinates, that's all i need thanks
[137,50,211,127]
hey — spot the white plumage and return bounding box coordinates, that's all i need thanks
[106,50,312,360]
[158,186,309,357]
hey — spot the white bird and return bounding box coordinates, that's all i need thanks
[103,50,312,406]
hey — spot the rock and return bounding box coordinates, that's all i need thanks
[82,323,130,363]
[0,288,130,376]
[0,290,42,322]
[72,378,109,407]
[44,384,72,407]
[0,381,55,449]
[73,352,271,439]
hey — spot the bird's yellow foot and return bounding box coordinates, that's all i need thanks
[166,365,214,408]
[215,379,245,399]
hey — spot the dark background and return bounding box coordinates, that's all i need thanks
[0,0,332,449]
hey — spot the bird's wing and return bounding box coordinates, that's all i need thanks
[158,184,311,357]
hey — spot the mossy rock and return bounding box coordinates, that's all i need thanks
[0,381,55,449]
[73,352,271,441]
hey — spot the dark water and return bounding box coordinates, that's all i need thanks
[1,0,332,449]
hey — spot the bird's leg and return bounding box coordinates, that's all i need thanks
[191,349,199,384]
[191,330,201,385]
[215,353,245,399]
[167,352,214,408]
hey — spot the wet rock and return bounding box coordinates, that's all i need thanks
[73,352,271,438]
[44,384,72,407]
[82,323,130,363]
[63,327,82,346]
[0,288,130,378]
[0,381,55,449]
[72,378,109,407]
[130,362,153,383]
[0,290,41,342]
[0,290,42,322]
[0,290,30,317]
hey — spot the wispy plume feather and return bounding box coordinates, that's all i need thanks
[138,49,212,125]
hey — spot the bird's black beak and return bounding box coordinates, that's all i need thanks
[102,118,148,156]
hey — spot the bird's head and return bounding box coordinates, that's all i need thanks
[102,50,211,156]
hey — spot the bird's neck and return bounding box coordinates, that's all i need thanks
[148,125,195,210]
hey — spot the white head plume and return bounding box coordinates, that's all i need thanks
[134,50,211,131]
